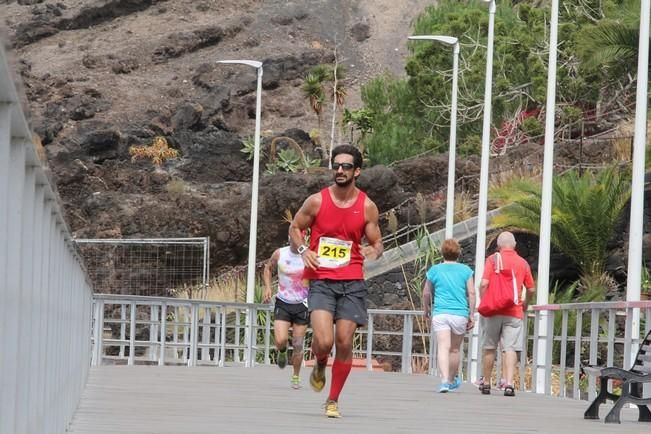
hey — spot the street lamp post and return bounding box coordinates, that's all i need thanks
[474,0,496,298]
[217,60,263,367]
[470,0,496,383]
[624,0,650,368]
[533,0,560,394]
[216,60,263,306]
[408,35,460,240]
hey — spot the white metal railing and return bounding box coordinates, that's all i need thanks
[0,45,94,434]
[92,294,275,367]
[530,301,651,400]
[90,296,651,402]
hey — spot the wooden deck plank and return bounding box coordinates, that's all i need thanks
[68,366,646,434]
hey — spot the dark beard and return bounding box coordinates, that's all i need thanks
[334,176,353,187]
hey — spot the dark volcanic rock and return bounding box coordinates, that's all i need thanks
[76,122,122,161]
[111,58,140,74]
[357,165,406,211]
[14,0,164,47]
[171,102,204,131]
[152,26,227,63]
[350,22,371,42]
[173,127,251,183]
[34,90,111,144]
[262,51,332,89]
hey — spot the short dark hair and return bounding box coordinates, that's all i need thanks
[331,144,363,169]
[441,239,461,261]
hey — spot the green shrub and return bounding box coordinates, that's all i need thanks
[520,117,544,138]
[358,0,634,165]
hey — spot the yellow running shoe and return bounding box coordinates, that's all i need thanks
[309,363,326,392]
[291,375,301,389]
[324,399,340,418]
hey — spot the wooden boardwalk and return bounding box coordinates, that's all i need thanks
[69,366,646,434]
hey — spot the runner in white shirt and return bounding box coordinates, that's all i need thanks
[263,244,309,389]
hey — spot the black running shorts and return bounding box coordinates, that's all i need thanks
[274,298,309,325]
[308,279,368,326]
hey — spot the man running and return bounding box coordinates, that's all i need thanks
[263,242,309,389]
[289,144,383,418]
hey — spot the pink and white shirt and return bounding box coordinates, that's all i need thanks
[276,246,309,304]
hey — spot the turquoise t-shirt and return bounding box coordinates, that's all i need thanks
[426,262,473,317]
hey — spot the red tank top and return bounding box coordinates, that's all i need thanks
[304,187,367,280]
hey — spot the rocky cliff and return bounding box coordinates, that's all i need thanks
[2,0,646,287]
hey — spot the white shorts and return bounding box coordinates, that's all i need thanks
[431,314,468,335]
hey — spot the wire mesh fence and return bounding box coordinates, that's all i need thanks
[75,238,209,297]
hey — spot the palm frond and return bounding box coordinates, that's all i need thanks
[309,65,330,82]
[580,23,642,69]
[493,167,630,278]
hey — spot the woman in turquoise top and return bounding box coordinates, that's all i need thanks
[422,238,476,393]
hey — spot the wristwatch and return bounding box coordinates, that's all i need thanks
[297,245,309,255]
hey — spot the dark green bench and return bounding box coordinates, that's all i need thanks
[584,329,651,424]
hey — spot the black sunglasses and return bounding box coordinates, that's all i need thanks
[332,162,355,170]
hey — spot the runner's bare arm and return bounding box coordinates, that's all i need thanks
[466,276,476,330]
[360,198,383,260]
[466,276,476,316]
[422,280,433,319]
[262,249,280,303]
[289,193,322,270]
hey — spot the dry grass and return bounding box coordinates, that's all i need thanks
[489,165,542,192]
[32,133,47,164]
[454,191,475,221]
[411,356,430,374]
[488,165,542,208]
[611,136,633,162]
[386,209,399,235]
[165,177,186,195]
[415,193,428,224]
[171,274,243,302]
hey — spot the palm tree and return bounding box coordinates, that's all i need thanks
[491,167,631,293]
[303,63,348,163]
[302,73,325,129]
[578,0,648,76]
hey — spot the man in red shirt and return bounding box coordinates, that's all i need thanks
[289,144,383,418]
[479,231,535,396]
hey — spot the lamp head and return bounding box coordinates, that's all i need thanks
[408,35,458,46]
[216,60,262,69]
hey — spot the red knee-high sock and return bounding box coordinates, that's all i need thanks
[328,359,352,401]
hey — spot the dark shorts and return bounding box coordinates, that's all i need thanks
[274,298,309,326]
[308,279,368,326]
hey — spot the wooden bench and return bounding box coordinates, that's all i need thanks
[584,329,651,424]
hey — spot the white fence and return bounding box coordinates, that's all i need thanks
[0,45,94,434]
[92,294,272,367]
[90,294,650,401]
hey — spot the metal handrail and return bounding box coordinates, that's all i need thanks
[1,44,94,434]
[91,295,651,402]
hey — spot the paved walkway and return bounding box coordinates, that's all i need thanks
[69,366,646,434]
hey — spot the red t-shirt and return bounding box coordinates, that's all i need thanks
[303,187,366,280]
[482,248,535,319]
